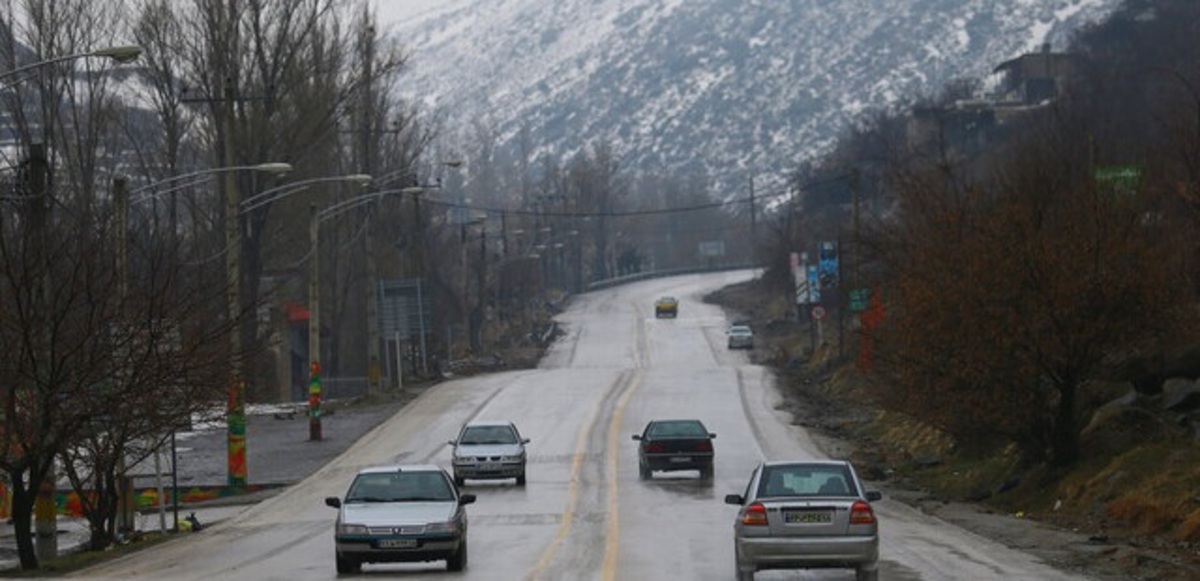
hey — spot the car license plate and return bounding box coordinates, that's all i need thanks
[669,456,690,463]
[378,539,417,549]
[784,510,832,524]
[480,463,501,470]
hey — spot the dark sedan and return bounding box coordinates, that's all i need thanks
[632,419,715,479]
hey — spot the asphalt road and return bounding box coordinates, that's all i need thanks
[70,271,1097,580]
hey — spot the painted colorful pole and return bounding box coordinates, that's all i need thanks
[227,379,247,487]
[309,361,322,441]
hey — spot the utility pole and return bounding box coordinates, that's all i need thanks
[409,191,429,375]
[749,174,757,244]
[222,81,247,488]
[476,226,487,351]
[308,204,323,440]
[361,26,382,396]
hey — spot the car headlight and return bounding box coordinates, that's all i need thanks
[501,454,525,462]
[424,521,459,534]
[338,523,368,535]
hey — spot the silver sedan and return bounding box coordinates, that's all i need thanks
[725,459,882,581]
[449,420,530,486]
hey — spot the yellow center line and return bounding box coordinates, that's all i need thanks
[602,370,641,580]
[529,305,647,580]
[528,396,600,581]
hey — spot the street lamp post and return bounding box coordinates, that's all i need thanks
[0,45,141,87]
[130,163,294,204]
[236,173,371,408]
[393,162,462,374]
[460,215,485,357]
[112,161,293,491]
[307,189,405,440]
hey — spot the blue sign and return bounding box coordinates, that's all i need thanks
[807,264,821,304]
[819,241,839,293]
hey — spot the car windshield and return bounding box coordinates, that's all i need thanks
[757,465,857,498]
[730,327,751,335]
[346,471,455,502]
[460,425,518,445]
[647,421,708,438]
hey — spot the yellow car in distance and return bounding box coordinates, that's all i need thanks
[655,296,678,318]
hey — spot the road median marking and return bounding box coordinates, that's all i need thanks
[527,369,643,581]
[602,369,641,580]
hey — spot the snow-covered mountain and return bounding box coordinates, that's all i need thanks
[383,0,1122,193]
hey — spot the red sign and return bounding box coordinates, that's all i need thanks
[811,305,826,321]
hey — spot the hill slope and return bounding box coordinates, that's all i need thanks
[385,0,1121,193]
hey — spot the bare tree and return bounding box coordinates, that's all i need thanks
[867,100,1196,465]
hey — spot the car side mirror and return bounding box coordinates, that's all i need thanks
[865,491,883,502]
[459,494,477,506]
[709,433,717,438]
[723,494,743,505]
[448,440,457,446]
[631,434,642,441]
[522,438,531,444]
[325,496,342,509]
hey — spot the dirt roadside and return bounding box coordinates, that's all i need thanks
[782,376,1183,580]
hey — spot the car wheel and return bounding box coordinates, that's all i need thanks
[335,552,360,574]
[447,538,467,571]
[640,464,652,480]
[855,565,878,581]
[454,474,465,488]
[516,472,527,486]
[699,464,713,479]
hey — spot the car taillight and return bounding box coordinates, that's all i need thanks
[850,501,876,525]
[646,443,664,453]
[742,503,768,526]
[696,441,713,452]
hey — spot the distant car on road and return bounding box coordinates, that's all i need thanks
[727,325,754,349]
[632,419,715,479]
[324,464,475,574]
[448,420,530,486]
[655,296,679,318]
[724,460,882,581]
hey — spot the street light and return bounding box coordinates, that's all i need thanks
[389,161,463,374]
[130,163,293,205]
[307,188,408,440]
[110,162,294,491]
[0,45,142,87]
[223,172,370,482]
[232,173,372,404]
[459,213,485,356]
[240,173,372,214]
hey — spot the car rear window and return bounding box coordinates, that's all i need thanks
[758,465,857,497]
[648,421,708,438]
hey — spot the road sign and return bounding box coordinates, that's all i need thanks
[795,281,810,304]
[811,305,826,321]
[849,287,869,312]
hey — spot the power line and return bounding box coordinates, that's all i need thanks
[418,196,754,218]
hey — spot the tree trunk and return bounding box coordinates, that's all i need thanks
[8,471,39,569]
